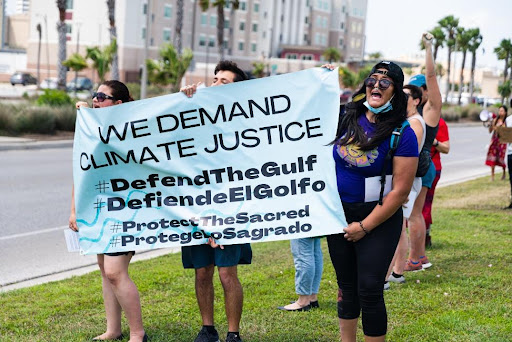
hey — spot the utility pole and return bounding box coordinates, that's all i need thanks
[44,15,50,80]
[140,0,151,99]
[74,22,82,97]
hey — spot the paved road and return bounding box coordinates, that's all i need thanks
[0,123,494,291]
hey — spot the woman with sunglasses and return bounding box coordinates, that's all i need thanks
[324,61,418,341]
[70,80,147,342]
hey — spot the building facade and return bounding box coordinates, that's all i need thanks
[26,0,367,82]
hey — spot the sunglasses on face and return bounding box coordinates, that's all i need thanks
[364,77,394,90]
[92,92,115,102]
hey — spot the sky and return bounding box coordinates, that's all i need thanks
[365,0,512,70]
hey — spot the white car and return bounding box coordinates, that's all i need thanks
[39,78,58,89]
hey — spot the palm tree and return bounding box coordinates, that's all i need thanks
[199,0,240,60]
[494,38,512,83]
[146,44,193,93]
[86,40,116,83]
[174,0,184,54]
[498,81,511,104]
[323,47,341,63]
[368,51,382,60]
[62,53,88,97]
[56,0,67,91]
[438,15,459,102]
[455,27,471,105]
[252,61,265,78]
[107,0,119,80]
[467,28,482,102]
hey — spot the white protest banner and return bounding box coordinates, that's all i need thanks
[73,68,347,254]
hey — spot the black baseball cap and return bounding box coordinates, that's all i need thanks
[369,61,404,87]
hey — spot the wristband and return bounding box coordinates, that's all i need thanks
[359,221,370,234]
[434,140,439,147]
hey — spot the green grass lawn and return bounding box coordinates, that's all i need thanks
[1,176,511,341]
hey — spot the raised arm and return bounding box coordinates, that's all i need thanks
[422,32,442,127]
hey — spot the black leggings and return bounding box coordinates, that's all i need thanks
[327,201,402,337]
[508,154,512,197]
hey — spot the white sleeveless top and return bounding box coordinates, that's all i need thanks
[407,113,426,152]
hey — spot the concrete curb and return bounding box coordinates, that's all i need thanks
[0,139,73,151]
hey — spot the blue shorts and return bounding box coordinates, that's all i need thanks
[421,161,436,189]
[181,243,252,269]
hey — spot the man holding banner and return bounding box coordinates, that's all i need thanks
[180,61,252,342]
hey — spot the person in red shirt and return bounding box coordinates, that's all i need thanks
[422,117,450,246]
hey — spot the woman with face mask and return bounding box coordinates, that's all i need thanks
[324,61,418,341]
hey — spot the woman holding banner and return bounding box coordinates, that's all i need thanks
[324,61,418,341]
[69,80,147,342]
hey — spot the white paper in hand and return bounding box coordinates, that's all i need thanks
[64,229,80,252]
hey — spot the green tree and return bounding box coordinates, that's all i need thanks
[339,65,372,90]
[146,44,193,93]
[494,38,512,83]
[199,0,240,60]
[455,27,471,105]
[56,0,67,90]
[438,15,459,102]
[107,0,119,80]
[62,53,88,96]
[368,51,382,60]
[86,40,117,83]
[498,80,511,103]
[467,28,482,101]
[323,47,341,63]
[252,61,265,78]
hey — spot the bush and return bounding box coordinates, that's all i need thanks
[15,107,56,134]
[54,106,77,131]
[441,104,462,122]
[36,89,73,107]
[126,82,169,100]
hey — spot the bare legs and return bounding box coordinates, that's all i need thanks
[96,254,145,342]
[408,187,428,262]
[195,265,243,332]
[338,318,385,342]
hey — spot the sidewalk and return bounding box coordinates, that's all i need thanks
[0,135,73,151]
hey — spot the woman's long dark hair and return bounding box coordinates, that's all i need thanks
[333,74,408,151]
[102,80,134,103]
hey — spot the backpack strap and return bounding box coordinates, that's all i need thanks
[378,120,410,205]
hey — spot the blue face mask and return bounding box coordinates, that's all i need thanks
[364,95,394,114]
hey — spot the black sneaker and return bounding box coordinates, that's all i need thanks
[225,332,243,342]
[194,326,220,342]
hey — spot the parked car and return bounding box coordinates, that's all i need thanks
[66,77,93,92]
[39,78,59,89]
[10,72,37,86]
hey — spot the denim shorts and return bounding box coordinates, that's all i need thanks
[181,243,252,269]
[421,161,436,189]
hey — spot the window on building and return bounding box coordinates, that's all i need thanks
[263,31,266,38]
[252,23,258,32]
[342,5,345,13]
[224,19,230,29]
[315,33,320,44]
[251,43,257,52]
[238,41,244,51]
[66,0,73,9]
[356,39,361,48]
[339,38,344,47]
[201,13,207,26]
[143,3,147,14]
[239,21,245,31]
[305,16,308,24]
[254,3,259,12]
[323,1,329,10]
[224,2,230,9]
[163,29,171,42]
[66,24,72,34]
[210,15,217,27]
[301,55,313,60]
[304,34,308,43]
[209,37,215,47]
[340,22,344,30]
[142,27,146,39]
[239,1,246,10]
[199,35,206,46]
[223,39,228,49]
[286,53,297,59]
[150,37,154,46]
[164,5,172,18]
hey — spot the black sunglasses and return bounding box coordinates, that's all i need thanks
[92,92,115,102]
[364,77,394,90]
